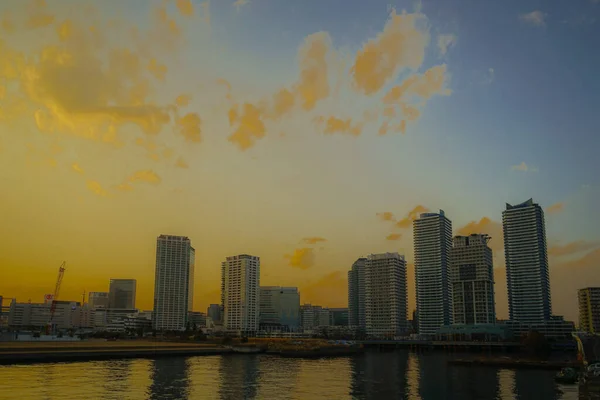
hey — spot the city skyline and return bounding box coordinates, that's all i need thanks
[1,0,599,322]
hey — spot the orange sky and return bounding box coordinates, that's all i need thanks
[1,0,599,322]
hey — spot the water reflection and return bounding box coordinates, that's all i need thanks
[0,351,585,399]
[148,357,190,400]
[351,351,409,399]
[218,355,260,400]
[102,359,132,397]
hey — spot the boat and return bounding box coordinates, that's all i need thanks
[555,367,578,384]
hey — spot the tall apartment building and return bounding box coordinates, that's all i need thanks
[348,257,366,329]
[365,253,408,337]
[449,234,496,325]
[153,235,195,331]
[259,286,300,330]
[108,279,137,309]
[222,254,260,333]
[88,292,109,309]
[503,199,551,324]
[579,287,600,334]
[414,210,453,335]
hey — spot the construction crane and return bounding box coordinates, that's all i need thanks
[46,261,66,335]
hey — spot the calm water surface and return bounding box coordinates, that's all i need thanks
[0,351,583,399]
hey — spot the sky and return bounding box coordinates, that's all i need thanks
[1,0,599,322]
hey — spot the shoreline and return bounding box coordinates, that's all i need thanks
[449,358,581,370]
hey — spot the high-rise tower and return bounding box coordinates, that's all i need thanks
[153,235,195,331]
[414,210,453,335]
[364,253,408,337]
[348,257,366,330]
[222,254,260,333]
[503,199,551,324]
[450,234,496,324]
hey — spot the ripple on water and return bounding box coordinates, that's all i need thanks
[0,352,585,400]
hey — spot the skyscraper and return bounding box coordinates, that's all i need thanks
[259,286,300,331]
[503,199,551,324]
[364,252,408,337]
[222,254,260,333]
[348,257,366,329]
[414,210,453,335]
[578,287,600,334]
[88,291,109,309]
[108,279,136,309]
[153,235,195,331]
[450,234,496,325]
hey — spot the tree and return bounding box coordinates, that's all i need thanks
[192,322,197,332]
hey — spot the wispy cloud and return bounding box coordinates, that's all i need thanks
[396,205,429,228]
[386,233,402,241]
[511,162,538,172]
[284,248,315,270]
[233,0,250,11]
[549,241,599,257]
[302,237,327,244]
[437,34,456,56]
[519,10,548,27]
[376,212,395,222]
[71,163,84,174]
[546,202,565,214]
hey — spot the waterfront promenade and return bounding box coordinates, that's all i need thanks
[0,340,230,364]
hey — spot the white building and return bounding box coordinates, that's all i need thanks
[88,292,109,309]
[365,253,408,337]
[153,235,195,331]
[222,254,260,334]
[414,210,453,335]
[108,280,137,309]
[259,286,300,331]
[450,234,496,325]
[8,300,83,330]
[503,199,552,324]
[348,258,366,330]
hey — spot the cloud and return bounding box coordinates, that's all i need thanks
[228,103,266,150]
[175,0,195,17]
[116,182,134,192]
[294,32,331,111]
[302,237,327,244]
[233,0,250,11]
[380,64,451,134]
[396,205,429,228]
[284,248,316,270]
[71,162,84,174]
[483,68,495,85]
[546,202,565,214]
[314,116,363,136]
[511,162,537,172]
[457,217,504,253]
[352,10,428,95]
[86,180,108,197]
[176,112,202,143]
[127,170,161,185]
[377,211,395,222]
[386,233,402,241]
[175,157,188,169]
[548,241,600,258]
[437,34,456,55]
[519,11,548,27]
